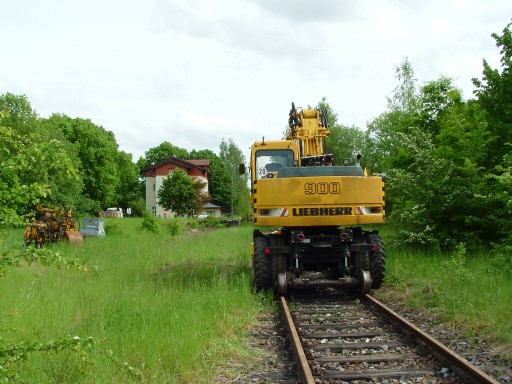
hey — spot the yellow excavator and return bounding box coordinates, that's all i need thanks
[241,103,386,294]
[23,205,83,248]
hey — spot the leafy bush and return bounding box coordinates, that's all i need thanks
[0,246,92,277]
[386,128,469,250]
[441,243,474,285]
[489,246,512,275]
[104,219,123,235]
[140,211,160,234]
[199,216,225,228]
[0,335,140,382]
[164,219,182,236]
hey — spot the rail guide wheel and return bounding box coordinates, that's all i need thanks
[359,270,372,294]
[277,273,288,296]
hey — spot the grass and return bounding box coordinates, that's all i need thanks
[376,242,512,351]
[2,220,511,382]
[0,218,269,383]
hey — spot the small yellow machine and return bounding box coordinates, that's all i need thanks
[242,103,386,294]
[23,205,83,248]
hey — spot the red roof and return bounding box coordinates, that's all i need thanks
[187,159,210,168]
[144,157,209,172]
[144,157,210,178]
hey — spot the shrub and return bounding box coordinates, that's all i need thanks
[140,211,160,234]
[104,219,123,235]
[489,245,512,275]
[386,128,464,250]
[441,243,474,285]
[199,216,224,228]
[164,219,182,236]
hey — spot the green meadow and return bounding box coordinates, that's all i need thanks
[376,246,512,348]
[0,219,266,383]
[1,219,511,383]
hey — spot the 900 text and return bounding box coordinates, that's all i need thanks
[304,182,340,194]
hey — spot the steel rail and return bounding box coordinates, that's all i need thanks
[279,296,314,384]
[364,294,501,384]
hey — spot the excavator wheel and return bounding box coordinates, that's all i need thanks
[367,233,386,289]
[253,236,271,292]
[352,248,369,279]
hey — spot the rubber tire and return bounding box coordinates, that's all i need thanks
[253,236,271,291]
[367,233,386,289]
[353,250,369,279]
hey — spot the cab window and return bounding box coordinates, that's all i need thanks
[255,149,294,179]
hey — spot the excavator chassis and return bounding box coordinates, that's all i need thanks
[252,227,383,296]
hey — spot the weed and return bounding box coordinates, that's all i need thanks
[489,246,512,275]
[441,243,474,285]
[380,243,512,347]
[140,212,160,234]
[104,219,122,235]
[164,219,182,236]
[0,220,260,382]
[199,216,224,228]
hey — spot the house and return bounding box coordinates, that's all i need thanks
[145,157,210,217]
[202,201,223,218]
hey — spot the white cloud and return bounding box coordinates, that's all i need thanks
[1,0,510,161]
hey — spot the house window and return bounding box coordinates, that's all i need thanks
[152,207,156,216]
[153,184,156,191]
[169,169,174,175]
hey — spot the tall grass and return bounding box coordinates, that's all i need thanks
[378,243,512,350]
[0,219,266,383]
[3,220,511,382]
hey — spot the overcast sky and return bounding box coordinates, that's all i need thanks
[1,1,510,161]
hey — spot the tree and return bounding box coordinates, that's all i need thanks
[326,124,366,165]
[489,150,512,248]
[157,168,197,217]
[471,21,512,248]
[363,24,512,250]
[385,128,463,249]
[192,177,210,214]
[188,149,231,208]
[367,58,421,173]
[115,151,145,214]
[417,76,463,136]
[0,96,81,225]
[0,93,40,136]
[47,114,121,213]
[364,62,489,248]
[219,138,250,216]
[473,21,512,167]
[136,141,189,175]
[0,123,50,226]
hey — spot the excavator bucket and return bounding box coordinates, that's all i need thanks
[64,231,84,244]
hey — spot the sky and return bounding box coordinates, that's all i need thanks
[1,0,511,161]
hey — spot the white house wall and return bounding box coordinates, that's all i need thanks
[145,173,208,218]
[145,176,156,215]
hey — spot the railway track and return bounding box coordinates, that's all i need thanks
[280,293,502,384]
